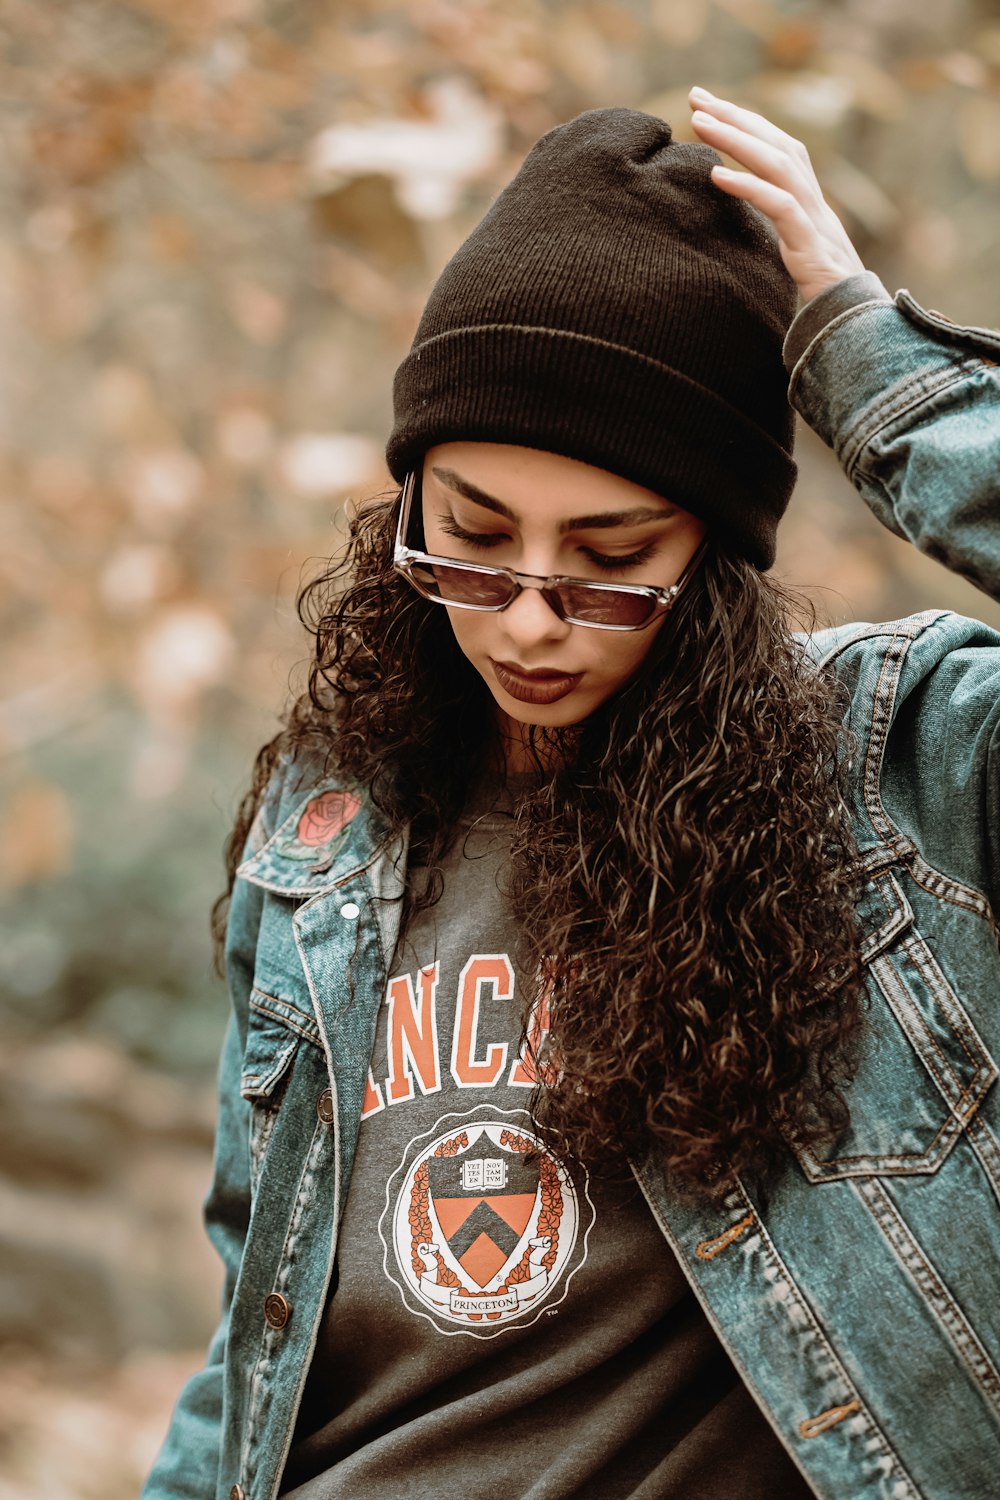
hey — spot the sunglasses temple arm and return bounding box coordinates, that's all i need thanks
[668,536,709,599]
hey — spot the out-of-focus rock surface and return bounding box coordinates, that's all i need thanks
[0,1036,219,1495]
[2,1,998,1493]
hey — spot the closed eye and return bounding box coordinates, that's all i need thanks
[582,544,658,573]
[437,518,507,550]
[438,518,659,574]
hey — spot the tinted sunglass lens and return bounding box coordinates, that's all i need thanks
[414,561,514,608]
[557,583,654,627]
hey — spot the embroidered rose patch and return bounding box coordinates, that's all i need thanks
[297,790,361,846]
[276,789,362,862]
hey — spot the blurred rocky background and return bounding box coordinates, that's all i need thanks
[1,1,998,1494]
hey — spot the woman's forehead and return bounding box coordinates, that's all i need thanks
[421,442,684,527]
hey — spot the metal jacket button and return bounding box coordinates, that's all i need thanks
[229,1486,245,1500]
[264,1292,291,1329]
[317,1088,334,1124]
[339,901,360,920]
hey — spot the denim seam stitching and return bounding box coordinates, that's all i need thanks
[853,1177,1000,1414]
[839,362,980,479]
[724,1179,919,1493]
[788,301,896,407]
[799,964,960,1171]
[863,625,909,839]
[248,991,323,1048]
[241,1115,327,1496]
[839,611,1000,947]
[812,612,936,675]
[906,858,1000,939]
[629,1164,920,1495]
[899,932,994,1106]
[965,1115,1000,1209]
[799,923,987,1176]
[239,1035,299,1096]
[874,947,986,1120]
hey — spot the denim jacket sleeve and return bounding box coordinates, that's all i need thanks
[783,273,1000,600]
[140,806,270,1500]
[786,277,1000,902]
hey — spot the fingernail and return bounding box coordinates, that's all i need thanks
[690,86,714,101]
[692,111,713,124]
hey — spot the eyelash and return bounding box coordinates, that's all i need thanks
[437,518,658,574]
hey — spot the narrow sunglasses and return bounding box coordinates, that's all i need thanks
[392,471,706,631]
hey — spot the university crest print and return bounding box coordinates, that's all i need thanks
[379,1106,594,1338]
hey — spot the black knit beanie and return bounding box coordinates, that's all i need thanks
[386,107,798,569]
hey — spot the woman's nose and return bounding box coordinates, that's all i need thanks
[499,582,573,649]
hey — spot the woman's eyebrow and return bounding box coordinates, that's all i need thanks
[431,466,518,521]
[563,505,676,531]
[430,465,676,530]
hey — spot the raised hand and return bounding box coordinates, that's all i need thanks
[688,87,867,305]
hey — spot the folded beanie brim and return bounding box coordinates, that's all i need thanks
[388,323,795,570]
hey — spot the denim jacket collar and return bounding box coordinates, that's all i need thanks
[238,780,404,899]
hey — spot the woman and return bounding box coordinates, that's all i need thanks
[143,91,1000,1499]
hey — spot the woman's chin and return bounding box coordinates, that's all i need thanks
[492,687,592,734]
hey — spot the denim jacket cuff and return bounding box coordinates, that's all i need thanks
[782,272,893,374]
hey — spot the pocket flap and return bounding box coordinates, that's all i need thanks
[796,866,997,1182]
[240,1003,301,1102]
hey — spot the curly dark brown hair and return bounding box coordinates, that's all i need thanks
[216,487,864,1190]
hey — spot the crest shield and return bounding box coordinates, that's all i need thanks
[428,1130,540,1287]
[380,1107,595,1338]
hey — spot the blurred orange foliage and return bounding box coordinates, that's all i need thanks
[0,3,997,1492]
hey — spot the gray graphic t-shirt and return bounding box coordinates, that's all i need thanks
[280,781,812,1499]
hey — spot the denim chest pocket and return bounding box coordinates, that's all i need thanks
[240,992,321,1194]
[795,868,997,1183]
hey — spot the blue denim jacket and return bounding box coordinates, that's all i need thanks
[143,283,1000,1500]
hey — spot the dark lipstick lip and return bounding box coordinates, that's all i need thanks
[490,659,584,705]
